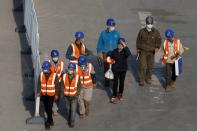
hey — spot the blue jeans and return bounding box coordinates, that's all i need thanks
[64,96,77,124]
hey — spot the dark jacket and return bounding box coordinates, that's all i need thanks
[110,46,131,73]
[136,28,161,52]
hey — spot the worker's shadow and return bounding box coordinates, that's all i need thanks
[12,0,45,117]
[127,54,165,86]
[127,54,140,82]
[86,55,113,99]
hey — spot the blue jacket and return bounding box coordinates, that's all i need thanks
[97,30,120,54]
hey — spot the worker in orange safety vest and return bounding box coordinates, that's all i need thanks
[161,29,184,92]
[37,61,59,130]
[49,50,64,115]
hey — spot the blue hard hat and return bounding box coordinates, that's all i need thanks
[78,56,87,65]
[51,50,59,57]
[106,18,116,26]
[145,16,154,24]
[68,63,76,69]
[75,32,84,39]
[165,29,174,39]
[42,61,51,70]
[118,38,126,44]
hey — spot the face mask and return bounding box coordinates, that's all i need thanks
[80,65,87,72]
[68,70,74,75]
[108,26,115,32]
[146,24,153,32]
[52,57,59,63]
[43,69,48,73]
[118,44,123,50]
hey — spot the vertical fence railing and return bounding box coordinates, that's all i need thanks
[24,0,44,124]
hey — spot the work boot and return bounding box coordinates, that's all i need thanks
[79,114,85,119]
[170,80,176,88]
[50,121,54,126]
[69,122,75,128]
[145,79,152,85]
[45,122,50,130]
[139,81,144,86]
[165,85,173,92]
[110,96,118,104]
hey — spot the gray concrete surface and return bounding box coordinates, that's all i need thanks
[1,0,197,131]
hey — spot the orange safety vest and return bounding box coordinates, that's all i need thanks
[162,39,180,62]
[80,63,93,88]
[70,43,86,64]
[63,73,79,97]
[40,72,56,96]
[50,60,64,82]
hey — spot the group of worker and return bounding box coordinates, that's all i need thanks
[36,16,185,130]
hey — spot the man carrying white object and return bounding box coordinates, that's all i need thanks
[161,29,184,92]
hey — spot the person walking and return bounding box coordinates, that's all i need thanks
[161,29,184,92]
[97,18,120,87]
[107,38,131,103]
[136,16,161,86]
[77,56,96,118]
[61,63,81,128]
[37,61,59,130]
[49,50,64,115]
[66,32,91,64]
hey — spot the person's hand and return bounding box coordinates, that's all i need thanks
[54,95,58,101]
[155,48,159,53]
[121,42,127,48]
[93,84,96,88]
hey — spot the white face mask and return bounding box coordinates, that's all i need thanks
[108,26,115,32]
[146,24,153,32]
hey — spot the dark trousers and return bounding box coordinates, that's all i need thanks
[65,96,77,124]
[42,95,55,124]
[139,50,154,82]
[113,71,126,96]
[165,63,177,85]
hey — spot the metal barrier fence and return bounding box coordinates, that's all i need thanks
[24,0,44,124]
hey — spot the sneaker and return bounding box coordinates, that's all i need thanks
[145,80,151,85]
[111,96,118,104]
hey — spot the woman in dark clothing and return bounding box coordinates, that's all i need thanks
[108,38,131,103]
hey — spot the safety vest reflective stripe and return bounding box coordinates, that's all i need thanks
[69,60,78,64]
[41,89,55,93]
[40,72,56,96]
[63,73,79,97]
[41,84,55,87]
[64,91,77,95]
